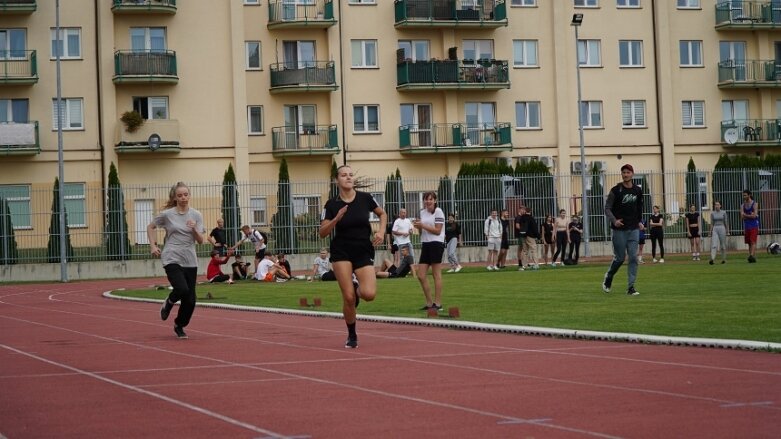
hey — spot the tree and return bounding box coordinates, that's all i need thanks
[436,176,454,217]
[454,160,508,245]
[685,157,700,211]
[221,163,242,246]
[47,177,73,263]
[514,160,555,225]
[384,168,405,221]
[270,159,297,253]
[329,161,338,200]
[587,164,607,241]
[0,197,18,265]
[106,162,131,260]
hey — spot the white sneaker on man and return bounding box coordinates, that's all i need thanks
[486,265,493,271]
[447,268,455,273]
[455,265,462,273]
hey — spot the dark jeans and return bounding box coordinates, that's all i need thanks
[650,228,664,259]
[163,264,198,328]
[568,236,581,262]
[552,231,567,263]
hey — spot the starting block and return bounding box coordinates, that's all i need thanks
[313,297,322,307]
[448,307,460,318]
[205,292,213,300]
[426,307,439,318]
[299,297,310,307]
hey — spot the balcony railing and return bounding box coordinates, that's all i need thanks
[718,59,781,87]
[0,0,36,14]
[399,122,512,152]
[113,50,178,84]
[271,125,339,156]
[268,0,336,29]
[111,0,176,14]
[715,1,781,29]
[397,59,509,90]
[721,119,781,145]
[269,61,338,93]
[115,119,180,153]
[0,121,39,155]
[0,50,38,85]
[394,0,507,28]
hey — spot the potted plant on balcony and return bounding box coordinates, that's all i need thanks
[120,110,144,133]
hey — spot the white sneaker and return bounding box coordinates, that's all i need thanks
[659,258,665,263]
[518,266,525,271]
[492,265,499,271]
[486,265,493,271]
[652,258,658,263]
[447,268,455,273]
[455,265,462,273]
[550,263,556,268]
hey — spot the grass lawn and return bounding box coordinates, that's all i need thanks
[115,253,781,344]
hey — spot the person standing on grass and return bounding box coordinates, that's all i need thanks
[685,204,702,261]
[414,192,446,311]
[520,206,540,270]
[709,201,729,265]
[483,209,502,270]
[392,208,414,260]
[444,214,462,273]
[208,218,228,256]
[148,181,205,339]
[741,189,760,263]
[497,209,511,269]
[551,209,569,267]
[540,214,555,266]
[320,165,386,349]
[567,214,583,264]
[602,164,644,296]
[233,225,266,275]
[514,206,528,271]
[649,205,665,263]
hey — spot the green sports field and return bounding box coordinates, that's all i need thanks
[116,254,781,344]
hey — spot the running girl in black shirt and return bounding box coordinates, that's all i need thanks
[320,165,387,348]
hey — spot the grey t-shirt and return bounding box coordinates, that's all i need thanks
[152,207,204,267]
[711,210,728,228]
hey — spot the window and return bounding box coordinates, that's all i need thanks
[677,0,699,8]
[400,103,432,146]
[52,98,83,130]
[0,185,31,229]
[249,197,267,226]
[284,104,316,135]
[133,97,168,120]
[511,0,536,5]
[243,0,260,4]
[283,40,315,68]
[63,183,85,227]
[293,195,321,218]
[619,40,643,67]
[0,99,29,123]
[722,100,748,122]
[515,102,541,129]
[248,105,263,135]
[682,101,705,127]
[617,0,639,6]
[0,29,26,58]
[574,0,598,6]
[577,39,601,66]
[398,40,429,62]
[353,105,379,133]
[680,41,703,66]
[50,28,81,59]
[130,27,166,52]
[462,40,494,62]
[621,100,646,127]
[349,0,376,3]
[466,102,498,145]
[696,172,708,210]
[245,41,261,70]
[369,192,384,221]
[579,101,603,128]
[351,40,377,68]
[513,40,538,67]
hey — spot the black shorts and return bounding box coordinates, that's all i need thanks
[255,248,266,260]
[419,241,445,265]
[330,239,375,269]
[500,238,510,250]
[638,236,646,245]
[689,228,700,238]
[391,243,398,254]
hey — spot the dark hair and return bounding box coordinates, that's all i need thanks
[743,189,753,200]
[164,181,189,209]
[422,191,437,211]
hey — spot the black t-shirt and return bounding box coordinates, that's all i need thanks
[514,214,527,238]
[500,219,510,241]
[524,214,539,238]
[649,213,663,229]
[210,227,226,246]
[685,212,700,228]
[322,191,379,242]
[568,221,582,238]
[605,182,643,230]
[444,221,461,242]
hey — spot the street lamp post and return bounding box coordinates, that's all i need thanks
[572,13,590,258]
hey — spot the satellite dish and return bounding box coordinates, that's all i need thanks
[148,133,161,151]
[724,127,738,145]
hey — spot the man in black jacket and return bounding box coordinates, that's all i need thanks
[602,164,644,296]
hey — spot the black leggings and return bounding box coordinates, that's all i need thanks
[650,228,664,259]
[552,231,567,263]
[164,264,198,328]
[568,236,581,261]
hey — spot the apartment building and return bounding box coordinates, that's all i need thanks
[0,0,778,195]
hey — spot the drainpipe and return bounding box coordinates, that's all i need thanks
[94,0,107,214]
[337,0,347,165]
[651,0,666,196]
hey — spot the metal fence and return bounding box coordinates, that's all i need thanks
[0,168,779,264]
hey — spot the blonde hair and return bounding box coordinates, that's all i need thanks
[164,182,189,209]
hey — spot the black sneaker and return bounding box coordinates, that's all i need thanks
[602,273,612,293]
[709,259,714,265]
[748,255,757,263]
[344,336,358,349]
[626,286,640,296]
[160,299,172,321]
[174,325,188,339]
[432,303,443,311]
[419,304,431,311]
[353,281,360,308]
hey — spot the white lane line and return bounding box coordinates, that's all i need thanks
[720,401,775,408]
[0,343,296,439]
[138,377,298,389]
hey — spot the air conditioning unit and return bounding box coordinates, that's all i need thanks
[592,160,608,172]
[571,161,583,174]
[539,156,554,168]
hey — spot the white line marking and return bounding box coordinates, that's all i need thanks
[138,377,298,388]
[720,401,775,408]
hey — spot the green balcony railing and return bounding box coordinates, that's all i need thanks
[399,122,512,152]
[717,59,781,87]
[111,0,176,14]
[0,0,36,13]
[271,125,340,155]
[270,61,337,92]
[721,119,781,145]
[113,50,178,83]
[394,0,507,27]
[268,0,335,29]
[715,1,781,29]
[0,50,37,84]
[397,59,509,90]
[0,121,39,155]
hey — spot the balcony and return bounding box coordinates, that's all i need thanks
[715,1,781,30]
[270,61,338,93]
[0,121,39,155]
[0,50,38,85]
[397,59,509,91]
[115,119,180,153]
[111,0,176,14]
[717,59,781,88]
[268,0,336,29]
[721,119,781,147]
[113,50,178,84]
[271,125,339,156]
[0,0,36,14]
[394,0,507,28]
[399,122,512,153]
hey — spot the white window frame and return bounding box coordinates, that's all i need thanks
[621,100,646,128]
[353,105,380,133]
[132,96,168,120]
[130,27,166,52]
[245,41,261,70]
[462,39,494,63]
[677,0,700,9]
[63,182,86,228]
[398,40,429,62]
[515,101,541,129]
[510,0,536,6]
[0,98,29,122]
[52,98,83,131]
[580,101,603,128]
[247,105,263,135]
[351,39,377,68]
[513,40,538,68]
[574,0,598,7]
[250,196,267,226]
[679,40,703,67]
[577,39,601,67]
[369,192,385,221]
[243,0,260,4]
[0,184,31,229]
[50,28,81,59]
[619,40,643,67]
[617,0,639,7]
[682,100,705,128]
[0,29,26,59]
[293,195,321,218]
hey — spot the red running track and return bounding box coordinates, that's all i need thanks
[1,279,780,438]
